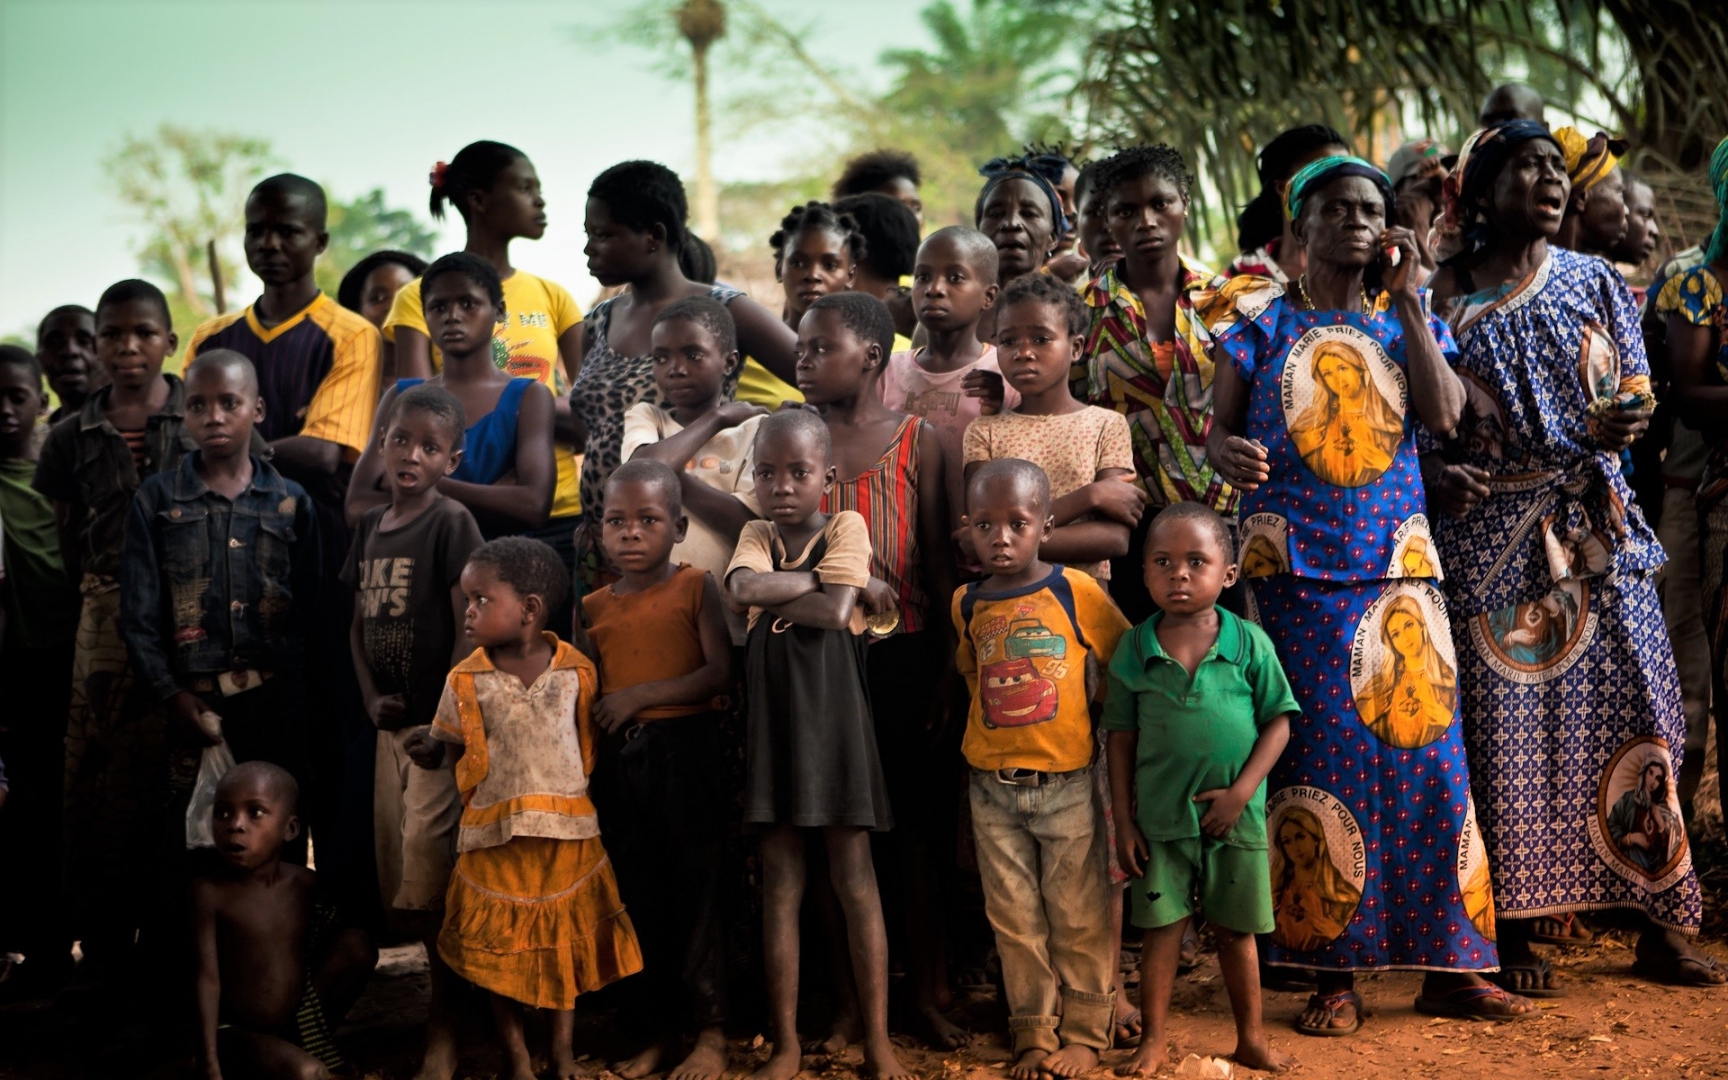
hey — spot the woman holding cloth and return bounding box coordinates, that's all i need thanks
[1206,154,1528,1034]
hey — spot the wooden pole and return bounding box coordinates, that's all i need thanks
[207,240,226,314]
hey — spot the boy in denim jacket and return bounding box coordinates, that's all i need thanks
[120,350,321,827]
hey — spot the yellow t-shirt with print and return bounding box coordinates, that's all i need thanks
[385,271,584,519]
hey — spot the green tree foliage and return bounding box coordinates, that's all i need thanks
[315,188,440,297]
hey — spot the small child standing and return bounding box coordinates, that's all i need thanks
[962,274,1145,582]
[191,762,375,1080]
[410,537,641,1080]
[341,384,482,1080]
[725,408,905,1080]
[119,351,321,820]
[1104,502,1295,1075]
[585,459,734,1080]
[621,296,766,647]
[955,459,1130,1079]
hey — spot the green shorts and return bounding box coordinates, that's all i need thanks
[1129,836,1273,935]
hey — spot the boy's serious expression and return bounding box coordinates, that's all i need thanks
[996,299,1080,397]
[244,191,328,286]
[794,308,879,405]
[184,364,263,458]
[38,309,99,399]
[0,362,47,453]
[912,236,997,334]
[212,776,299,872]
[650,318,734,411]
[751,428,835,528]
[424,274,501,358]
[1143,517,1238,616]
[96,299,177,391]
[383,407,462,497]
[966,476,1053,582]
[601,479,686,575]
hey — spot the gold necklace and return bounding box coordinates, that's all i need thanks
[1297,274,1370,316]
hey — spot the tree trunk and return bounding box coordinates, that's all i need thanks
[692,40,719,241]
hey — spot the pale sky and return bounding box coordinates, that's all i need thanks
[0,0,934,337]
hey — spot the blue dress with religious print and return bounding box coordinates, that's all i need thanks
[1202,276,1498,972]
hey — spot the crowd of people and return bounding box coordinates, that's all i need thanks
[1,78,1726,1080]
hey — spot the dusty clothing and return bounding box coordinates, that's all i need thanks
[373,727,460,912]
[583,564,712,720]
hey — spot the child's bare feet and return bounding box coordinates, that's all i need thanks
[864,1035,912,1079]
[1232,1037,1293,1073]
[1011,1049,1050,1080]
[1041,1044,1099,1078]
[615,1041,677,1079]
[1115,1039,1168,1077]
[804,1007,860,1054]
[915,999,971,1050]
[746,1045,802,1080]
[411,1021,459,1080]
[669,1027,729,1080]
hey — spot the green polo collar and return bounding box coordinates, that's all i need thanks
[1138,606,1247,668]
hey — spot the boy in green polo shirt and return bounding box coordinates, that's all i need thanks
[1104,502,1296,1076]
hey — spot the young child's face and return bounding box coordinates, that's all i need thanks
[650,317,735,411]
[781,226,855,322]
[912,235,998,334]
[966,474,1052,578]
[1076,189,1122,266]
[184,363,263,458]
[423,274,501,360]
[95,299,177,391]
[0,362,48,456]
[37,308,100,403]
[794,308,877,406]
[383,406,462,498]
[460,561,537,648]
[1106,173,1189,265]
[212,775,299,872]
[996,299,1079,398]
[752,426,835,529]
[243,190,328,286]
[601,477,686,576]
[1143,516,1238,616]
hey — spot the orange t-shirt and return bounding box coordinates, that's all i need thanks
[583,564,710,719]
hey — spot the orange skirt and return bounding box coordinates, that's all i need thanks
[438,835,643,1009]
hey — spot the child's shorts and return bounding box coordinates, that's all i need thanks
[1129,836,1273,935]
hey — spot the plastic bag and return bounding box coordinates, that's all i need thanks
[185,740,237,849]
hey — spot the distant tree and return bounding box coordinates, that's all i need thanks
[314,188,440,297]
[103,125,278,319]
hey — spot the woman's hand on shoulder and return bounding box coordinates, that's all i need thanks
[1432,463,1491,518]
[1213,436,1271,491]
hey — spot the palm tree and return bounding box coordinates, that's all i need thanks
[677,0,727,240]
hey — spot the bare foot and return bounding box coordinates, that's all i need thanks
[669,1028,729,1080]
[411,1028,459,1080]
[1115,1040,1167,1077]
[746,1046,802,1080]
[1041,1044,1099,1078]
[1232,1037,1293,1073]
[804,1008,860,1054]
[616,1041,676,1080]
[508,1063,540,1080]
[1011,1049,1050,1080]
[864,1035,912,1079]
[915,1001,970,1050]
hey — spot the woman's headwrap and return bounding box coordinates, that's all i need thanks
[1704,136,1728,265]
[1552,127,1628,193]
[1282,155,1395,222]
[1436,120,1560,265]
[975,156,1069,237]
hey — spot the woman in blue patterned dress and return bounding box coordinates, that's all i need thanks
[1204,156,1529,1035]
[1427,121,1720,991]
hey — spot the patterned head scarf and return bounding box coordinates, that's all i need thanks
[1704,136,1728,264]
[1552,127,1628,193]
[1283,155,1395,222]
[975,158,1069,238]
[1437,120,1560,264]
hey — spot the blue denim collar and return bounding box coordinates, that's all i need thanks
[166,450,285,503]
[77,373,185,433]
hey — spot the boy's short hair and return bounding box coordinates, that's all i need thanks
[0,344,45,388]
[1146,501,1234,560]
[967,457,1051,513]
[832,193,920,280]
[185,349,259,395]
[755,407,832,465]
[653,294,737,358]
[36,304,94,345]
[422,252,505,312]
[467,537,569,620]
[251,173,329,229]
[96,279,173,330]
[809,292,896,360]
[390,384,467,453]
[833,149,921,200]
[919,226,1000,286]
[997,273,1089,337]
[607,458,683,518]
[217,760,300,814]
[1089,144,1195,205]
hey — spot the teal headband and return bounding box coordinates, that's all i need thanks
[1284,154,1394,222]
[1705,136,1728,265]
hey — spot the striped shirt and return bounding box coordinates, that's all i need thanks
[822,416,928,632]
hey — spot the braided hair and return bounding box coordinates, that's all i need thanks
[429,141,526,223]
[588,160,689,253]
[769,201,867,265]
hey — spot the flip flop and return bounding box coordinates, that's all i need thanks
[1295,990,1368,1037]
[1631,952,1728,987]
[1414,984,1533,1022]
[1177,926,1201,974]
[1114,1003,1143,1047]
[1527,912,1594,947]
[1487,958,1566,998]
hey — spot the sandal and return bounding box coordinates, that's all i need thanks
[1487,957,1565,998]
[1295,990,1367,1037]
[1414,984,1533,1022]
[1631,952,1728,987]
[1527,912,1594,947]
[1177,925,1201,974]
[1114,1003,1143,1047]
